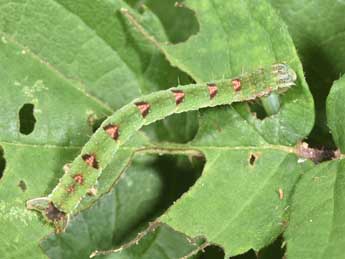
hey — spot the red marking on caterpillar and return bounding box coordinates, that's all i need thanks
[82,154,99,169]
[103,124,119,140]
[171,90,185,105]
[73,174,84,185]
[207,83,218,99]
[232,79,241,91]
[67,185,75,193]
[135,102,150,118]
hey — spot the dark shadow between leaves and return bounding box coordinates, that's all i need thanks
[199,244,225,259]
[300,44,339,149]
[248,100,269,120]
[257,235,285,259]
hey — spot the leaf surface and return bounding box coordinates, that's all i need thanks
[270,0,345,146]
[0,0,318,258]
[283,75,345,259]
[0,0,194,257]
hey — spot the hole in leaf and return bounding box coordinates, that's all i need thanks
[248,100,269,120]
[258,235,285,258]
[199,244,225,259]
[18,180,27,192]
[19,103,36,135]
[249,153,258,166]
[0,147,5,179]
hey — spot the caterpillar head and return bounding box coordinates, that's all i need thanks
[26,197,69,233]
[272,63,297,89]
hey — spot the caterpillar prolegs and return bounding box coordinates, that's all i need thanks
[26,63,297,232]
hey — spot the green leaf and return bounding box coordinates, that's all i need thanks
[156,0,314,145]
[126,0,313,144]
[42,155,201,259]
[120,0,314,255]
[0,0,195,257]
[270,0,345,146]
[327,76,345,152]
[160,107,304,257]
[92,225,200,259]
[284,160,345,259]
[283,76,345,259]
[127,0,200,44]
[0,144,78,258]
[0,0,322,258]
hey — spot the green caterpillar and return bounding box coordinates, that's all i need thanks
[26,63,297,232]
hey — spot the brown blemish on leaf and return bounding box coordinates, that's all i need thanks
[207,83,218,99]
[103,124,119,140]
[135,102,150,118]
[82,154,99,169]
[232,79,241,91]
[296,142,337,163]
[171,90,185,105]
[73,174,84,185]
[18,180,27,192]
[278,188,284,200]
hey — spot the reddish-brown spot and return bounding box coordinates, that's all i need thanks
[207,83,218,99]
[232,79,241,91]
[135,102,150,118]
[82,154,99,169]
[73,174,84,185]
[171,90,185,105]
[67,184,75,193]
[103,124,119,140]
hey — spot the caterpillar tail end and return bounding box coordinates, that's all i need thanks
[26,197,69,233]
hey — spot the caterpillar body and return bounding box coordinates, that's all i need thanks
[26,63,297,232]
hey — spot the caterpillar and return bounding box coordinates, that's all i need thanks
[26,63,297,232]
